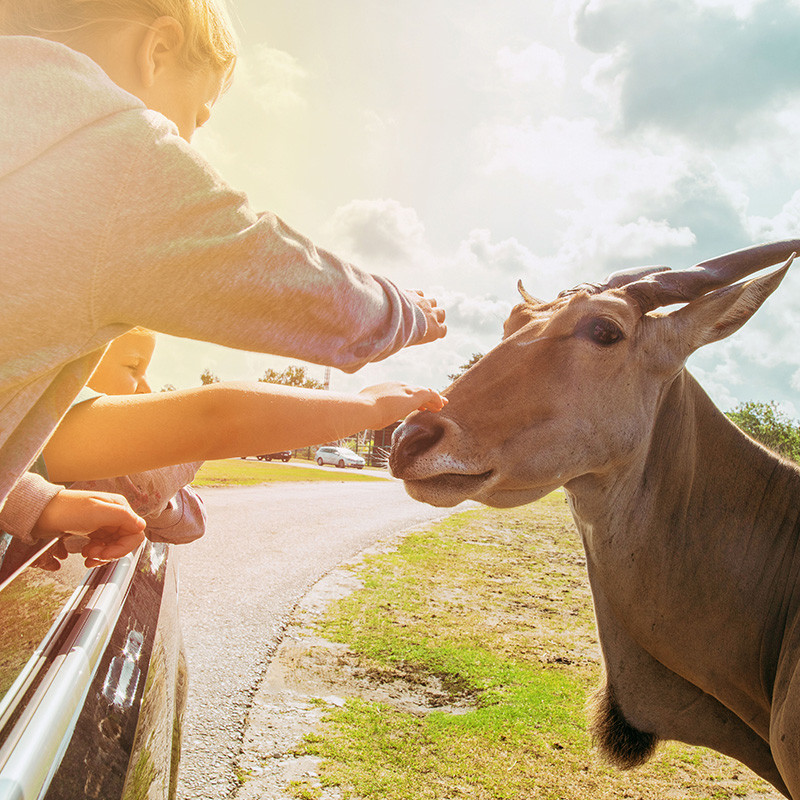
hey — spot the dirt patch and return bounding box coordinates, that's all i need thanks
[234,532,444,800]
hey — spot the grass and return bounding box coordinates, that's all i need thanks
[294,493,781,800]
[191,458,387,487]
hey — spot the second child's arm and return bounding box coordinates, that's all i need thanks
[43,382,446,483]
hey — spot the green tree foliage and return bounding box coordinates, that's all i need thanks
[447,353,484,384]
[726,401,800,462]
[200,368,220,385]
[258,365,324,389]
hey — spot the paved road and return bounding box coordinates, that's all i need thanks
[176,479,471,800]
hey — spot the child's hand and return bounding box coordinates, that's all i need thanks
[32,489,146,568]
[407,290,447,344]
[359,383,448,430]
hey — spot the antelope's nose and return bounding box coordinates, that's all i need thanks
[390,414,445,477]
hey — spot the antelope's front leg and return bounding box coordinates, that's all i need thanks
[770,640,800,798]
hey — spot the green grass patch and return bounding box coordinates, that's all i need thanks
[192,458,386,487]
[294,494,780,800]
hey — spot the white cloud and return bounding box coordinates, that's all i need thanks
[693,0,767,17]
[235,44,308,115]
[437,288,512,335]
[748,189,800,240]
[323,199,428,273]
[558,216,696,270]
[497,43,566,87]
[480,114,715,278]
[457,229,538,276]
[571,0,800,146]
[482,115,688,204]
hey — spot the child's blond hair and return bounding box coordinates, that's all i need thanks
[0,0,237,76]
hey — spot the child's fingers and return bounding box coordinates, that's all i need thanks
[81,527,145,565]
[81,496,146,537]
[426,395,448,411]
[415,390,448,412]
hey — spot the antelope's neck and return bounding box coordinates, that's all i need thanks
[567,370,796,547]
[565,369,800,725]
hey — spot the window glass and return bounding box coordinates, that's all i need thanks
[0,536,88,700]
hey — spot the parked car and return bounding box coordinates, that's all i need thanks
[0,534,185,799]
[315,445,366,469]
[256,451,291,462]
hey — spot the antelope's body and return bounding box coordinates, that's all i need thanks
[391,240,800,797]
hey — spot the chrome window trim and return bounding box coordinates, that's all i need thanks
[0,576,93,735]
[0,546,142,800]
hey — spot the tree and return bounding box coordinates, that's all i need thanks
[258,365,324,389]
[447,353,484,384]
[160,383,176,392]
[200,368,220,385]
[726,401,800,463]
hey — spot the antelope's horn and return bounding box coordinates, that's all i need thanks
[517,280,544,306]
[620,239,800,313]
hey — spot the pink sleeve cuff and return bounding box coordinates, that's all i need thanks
[0,473,62,544]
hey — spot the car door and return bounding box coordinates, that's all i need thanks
[0,534,186,799]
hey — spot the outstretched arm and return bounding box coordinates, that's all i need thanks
[43,381,446,483]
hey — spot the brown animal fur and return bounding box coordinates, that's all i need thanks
[589,682,659,769]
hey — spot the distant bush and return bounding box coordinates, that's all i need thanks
[726,400,800,462]
[258,365,323,389]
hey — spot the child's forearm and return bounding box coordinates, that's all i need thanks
[42,381,432,482]
[198,383,383,459]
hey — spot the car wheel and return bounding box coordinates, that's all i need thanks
[356,465,363,469]
[337,459,345,468]
[317,457,324,466]
[282,456,290,462]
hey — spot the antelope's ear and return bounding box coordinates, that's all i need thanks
[667,260,792,356]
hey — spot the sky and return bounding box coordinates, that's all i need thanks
[148,0,800,415]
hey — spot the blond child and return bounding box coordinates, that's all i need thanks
[34,329,208,569]
[0,1,447,522]
[38,328,446,488]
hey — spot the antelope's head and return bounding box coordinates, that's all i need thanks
[390,240,797,508]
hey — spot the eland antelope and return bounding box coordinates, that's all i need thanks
[390,240,800,798]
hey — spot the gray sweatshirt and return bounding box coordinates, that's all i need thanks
[0,35,428,511]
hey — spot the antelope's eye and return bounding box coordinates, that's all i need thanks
[582,317,623,346]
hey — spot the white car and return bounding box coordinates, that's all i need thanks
[315,446,366,469]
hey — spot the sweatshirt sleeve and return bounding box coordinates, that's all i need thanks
[0,472,62,544]
[144,486,206,545]
[99,116,428,372]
